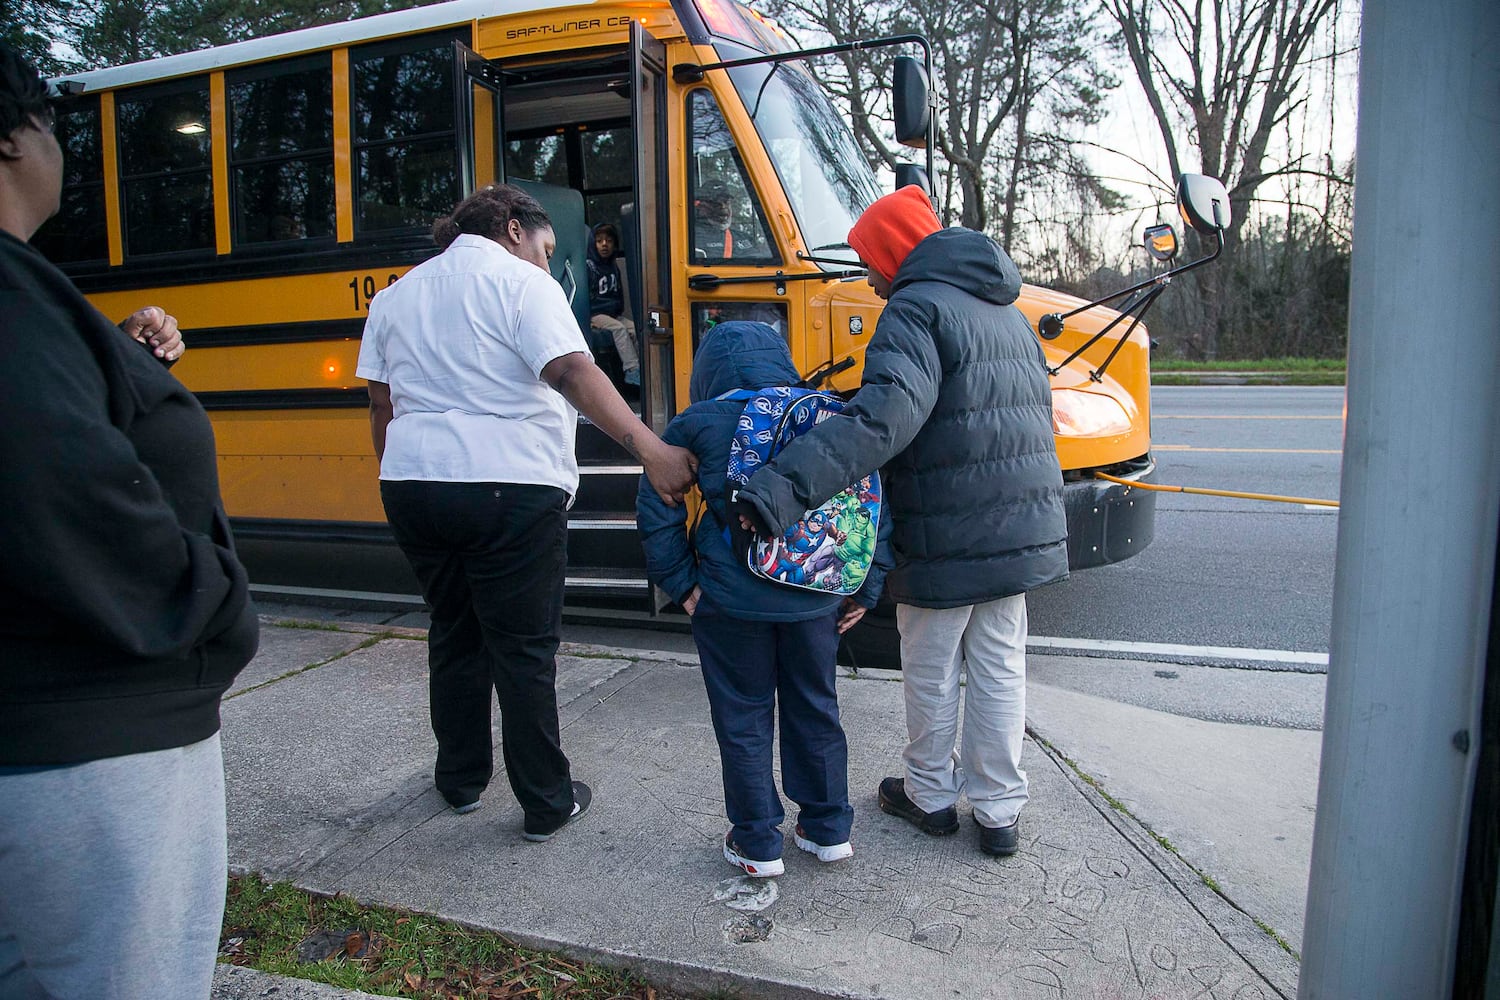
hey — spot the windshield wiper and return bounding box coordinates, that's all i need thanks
[797,250,862,268]
[689,268,865,291]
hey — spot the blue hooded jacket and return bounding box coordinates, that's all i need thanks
[636,321,891,621]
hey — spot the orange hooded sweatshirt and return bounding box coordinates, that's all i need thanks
[846,185,942,283]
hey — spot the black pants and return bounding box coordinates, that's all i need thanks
[381,480,573,831]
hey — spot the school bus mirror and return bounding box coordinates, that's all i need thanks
[1177,173,1231,235]
[895,163,930,195]
[1143,223,1178,262]
[672,63,706,84]
[893,57,930,148]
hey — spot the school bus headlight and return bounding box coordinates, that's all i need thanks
[1051,388,1132,437]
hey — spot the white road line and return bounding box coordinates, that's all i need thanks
[1027,634,1328,666]
[1154,414,1343,420]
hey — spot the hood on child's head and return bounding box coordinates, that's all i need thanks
[689,321,801,403]
[588,222,619,263]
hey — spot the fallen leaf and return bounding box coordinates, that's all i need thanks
[344,932,366,957]
[404,971,423,989]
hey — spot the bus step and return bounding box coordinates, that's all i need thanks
[564,567,653,605]
[576,419,637,462]
[574,467,642,513]
[567,515,646,570]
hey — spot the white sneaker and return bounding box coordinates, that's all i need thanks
[794,826,854,862]
[723,835,784,878]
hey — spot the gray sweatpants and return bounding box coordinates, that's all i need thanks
[897,595,1030,828]
[0,733,227,1000]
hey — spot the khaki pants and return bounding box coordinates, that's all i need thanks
[896,594,1029,828]
[590,313,639,377]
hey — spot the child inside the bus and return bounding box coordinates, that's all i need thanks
[635,321,892,878]
[586,222,640,387]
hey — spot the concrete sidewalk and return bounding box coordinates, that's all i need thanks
[214,615,1308,999]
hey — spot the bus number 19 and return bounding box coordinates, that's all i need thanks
[350,273,399,311]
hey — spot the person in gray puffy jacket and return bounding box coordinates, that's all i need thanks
[736,184,1068,857]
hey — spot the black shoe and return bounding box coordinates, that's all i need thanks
[976,815,1020,856]
[523,781,592,842]
[878,777,959,836]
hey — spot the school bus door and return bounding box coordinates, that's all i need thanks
[628,22,672,432]
[453,33,672,432]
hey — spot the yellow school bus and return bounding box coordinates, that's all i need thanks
[42,0,1163,627]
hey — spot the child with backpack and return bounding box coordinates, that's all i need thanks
[636,321,891,877]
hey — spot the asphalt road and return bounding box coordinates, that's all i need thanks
[1029,385,1344,660]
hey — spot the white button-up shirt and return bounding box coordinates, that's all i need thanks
[356,233,591,494]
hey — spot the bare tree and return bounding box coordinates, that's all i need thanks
[1101,0,1352,356]
[757,0,1117,235]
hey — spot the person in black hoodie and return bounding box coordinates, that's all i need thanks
[0,43,259,998]
[735,185,1067,860]
[585,222,640,386]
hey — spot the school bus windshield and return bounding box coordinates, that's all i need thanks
[728,61,881,263]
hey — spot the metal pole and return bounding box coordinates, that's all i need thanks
[1299,0,1500,995]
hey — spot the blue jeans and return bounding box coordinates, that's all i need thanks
[691,596,852,860]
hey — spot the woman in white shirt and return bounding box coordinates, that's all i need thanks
[356,184,694,842]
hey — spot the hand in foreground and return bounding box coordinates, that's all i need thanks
[682,586,703,617]
[731,498,770,536]
[641,441,698,506]
[120,306,184,363]
[836,598,867,634]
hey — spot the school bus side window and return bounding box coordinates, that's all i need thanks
[31,96,106,264]
[351,31,461,235]
[117,78,214,256]
[229,55,335,246]
[505,133,568,186]
[686,88,777,266]
[505,124,633,227]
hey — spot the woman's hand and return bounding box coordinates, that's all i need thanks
[120,306,184,363]
[682,586,703,616]
[640,438,698,506]
[836,598,867,634]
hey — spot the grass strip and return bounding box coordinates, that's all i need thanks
[222,874,665,999]
[1151,357,1344,372]
[1151,372,1344,386]
[225,634,389,701]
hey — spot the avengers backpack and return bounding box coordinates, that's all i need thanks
[722,387,881,596]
